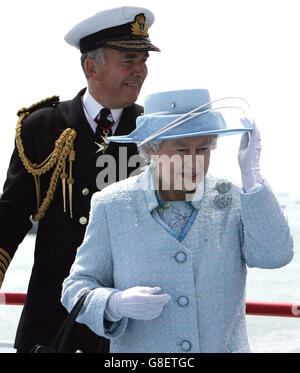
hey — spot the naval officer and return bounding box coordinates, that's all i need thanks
[0,6,160,352]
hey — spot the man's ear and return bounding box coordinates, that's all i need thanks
[84,58,98,80]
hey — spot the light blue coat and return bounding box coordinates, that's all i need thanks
[61,166,294,353]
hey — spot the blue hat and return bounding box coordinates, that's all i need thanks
[108,89,253,146]
[65,6,160,53]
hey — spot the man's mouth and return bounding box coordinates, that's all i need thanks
[124,82,139,88]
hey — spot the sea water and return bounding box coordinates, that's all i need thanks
[0,201,299,353]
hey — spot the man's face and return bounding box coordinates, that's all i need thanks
[149,135,211,196]
[90,49,148,108]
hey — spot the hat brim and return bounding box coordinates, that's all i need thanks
[108,109,253,144]
[108,128,253,144]
[105,38,160,51]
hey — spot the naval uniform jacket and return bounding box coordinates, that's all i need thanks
[0,88,143,352]
[61,166,294,353]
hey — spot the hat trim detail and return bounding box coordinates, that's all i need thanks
[106,39,160,51]
[108,128,252,144]
[138,97,251,147]
[107,92,252,145]
[79,13,155,53]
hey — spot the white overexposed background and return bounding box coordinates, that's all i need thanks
[0,0,299,198]
[0,0,300,353]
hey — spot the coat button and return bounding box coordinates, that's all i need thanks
[177,296,189,307]
[79,216,88,225]
[82,188,90,196]
[180,340,192,352]
[175,252,186,263]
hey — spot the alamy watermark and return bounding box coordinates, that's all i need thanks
[95,147,205,194]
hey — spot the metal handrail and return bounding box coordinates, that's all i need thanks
[1,292,300,317]
[0,292,299,352]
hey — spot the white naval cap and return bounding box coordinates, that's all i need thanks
[65,6,160,53]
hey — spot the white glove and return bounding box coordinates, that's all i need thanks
[105,286,171,321]
[238,119,263,192]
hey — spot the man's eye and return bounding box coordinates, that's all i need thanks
[197,147,209,152]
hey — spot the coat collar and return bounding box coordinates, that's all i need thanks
[82,89,123,132]
[60,88,140,134]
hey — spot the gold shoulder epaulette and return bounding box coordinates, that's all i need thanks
[16,96,77,222]
[17,95,60,117]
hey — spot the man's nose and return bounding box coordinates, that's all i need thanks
[133,62,148,79]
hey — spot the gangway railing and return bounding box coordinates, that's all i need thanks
[1,292,300,350]
[1,292,300,316]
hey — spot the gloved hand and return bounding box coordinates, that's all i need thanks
[238,119,263,192]
[106,286,171,321]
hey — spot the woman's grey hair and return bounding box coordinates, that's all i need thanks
[81,47,107,79]
[138,135,218,163]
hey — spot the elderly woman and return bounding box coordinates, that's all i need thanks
[61,89,293,353]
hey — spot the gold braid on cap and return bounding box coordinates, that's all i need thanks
[16,96,77,221]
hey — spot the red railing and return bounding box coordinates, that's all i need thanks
[0,292,26,305]
[1,292,300,318]
[246,301,300,318]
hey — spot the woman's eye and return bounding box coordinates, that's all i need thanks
[176,149,188,153]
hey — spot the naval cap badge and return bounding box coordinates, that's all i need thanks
[130,14,149,37]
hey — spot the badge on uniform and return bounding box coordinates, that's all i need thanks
[95,136,110,153]
[131,14,148,36]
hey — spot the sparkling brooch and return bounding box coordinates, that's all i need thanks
[214,181,232,208]
[214,195,232,208]
[216,181,232,194]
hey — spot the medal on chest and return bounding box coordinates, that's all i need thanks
[95,130,110,153]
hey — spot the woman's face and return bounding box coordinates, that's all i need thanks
[149,135,211,199]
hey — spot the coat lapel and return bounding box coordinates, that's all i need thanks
[113,104,141,136]
[58,89,142,188]
[59,89,96,166]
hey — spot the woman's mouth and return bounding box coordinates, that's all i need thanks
[182,173,199,182]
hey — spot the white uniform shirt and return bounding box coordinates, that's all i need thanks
[82,89,123,134]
